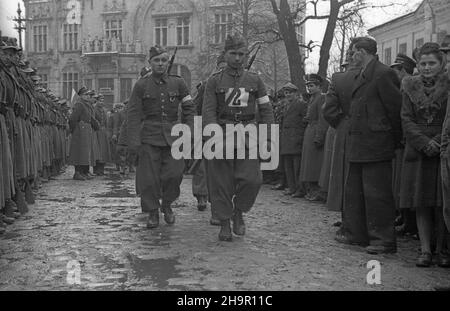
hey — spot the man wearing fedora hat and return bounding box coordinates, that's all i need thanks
[127,45,196,229]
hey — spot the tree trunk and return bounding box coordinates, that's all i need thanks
[318,0,341,77]
[270,0,305,91]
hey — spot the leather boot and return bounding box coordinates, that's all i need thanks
[161,205,175,225]
[5,199,21,218]
[232,210,246,236]
[146,210,160,229]
[219,220,232,242]
[15,190,29,215]
[197,196,207,212]
[25,180,35,205]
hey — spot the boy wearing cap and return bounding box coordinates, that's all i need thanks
[127,45,196,229]
[202,34,274,242]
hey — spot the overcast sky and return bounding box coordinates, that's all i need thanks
[1,0,423,71]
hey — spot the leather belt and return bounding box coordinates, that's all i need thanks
[220,112,256,123]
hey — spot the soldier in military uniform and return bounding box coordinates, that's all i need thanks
[127,45,196,229]
[191,53,227,224]
[299,74,329,202]
[202,35,274,242]
[279,82,308,198]
[68,87,99,180]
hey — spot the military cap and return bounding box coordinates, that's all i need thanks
[304,74,323,85]
[0,37,22,51]
[93,94,100,99]
[87,90,95,96]
[224,34,247,51]
[440,35,450,53]
[78,86,89,95]
[31,75,41,81]
[390,53,416,70]
[149,45,167,60]
[280,82,299,92]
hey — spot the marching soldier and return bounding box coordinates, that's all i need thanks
[126,45,196,229]
[191,53,227,223]
[202,34,274,242]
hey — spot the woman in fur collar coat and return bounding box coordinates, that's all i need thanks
[400,42,449,268]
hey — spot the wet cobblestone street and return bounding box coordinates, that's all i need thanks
[1,167,449,291]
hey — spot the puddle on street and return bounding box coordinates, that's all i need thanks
[126,253,184,289]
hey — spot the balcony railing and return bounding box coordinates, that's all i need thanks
[81,37,144,55]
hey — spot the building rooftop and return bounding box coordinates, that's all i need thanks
[368,0,424,33]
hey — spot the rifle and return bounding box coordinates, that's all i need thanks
[168,47,178,74]
[246,44,261,70]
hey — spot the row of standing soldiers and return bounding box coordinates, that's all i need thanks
[0,37,70,234]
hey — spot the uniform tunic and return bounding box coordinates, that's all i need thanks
[127,73,195,211]
[202,66,274,220]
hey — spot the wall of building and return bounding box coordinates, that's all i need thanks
[23,0,305,103]
[369,0,450,65]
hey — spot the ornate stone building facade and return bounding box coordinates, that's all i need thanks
[24,0,305,105]
[368,0,450,65]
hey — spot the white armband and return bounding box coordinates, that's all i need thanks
[257,95,270,105]
[182,95,193,103]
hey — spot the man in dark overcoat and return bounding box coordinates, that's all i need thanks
[126,45,196,229]
[68,87,99,180]
[334,37,403,254]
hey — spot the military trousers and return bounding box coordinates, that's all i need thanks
[206,158,262,221]
[441,157,450,232]
[342,161,396,247]
[283,155,301,193]
[137,144,184,213]
[192,160,208,198]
